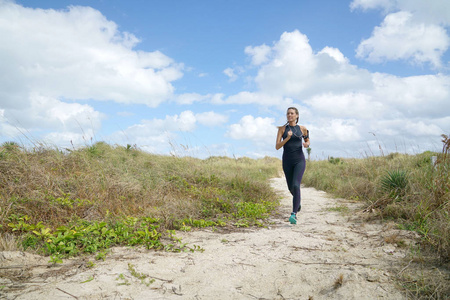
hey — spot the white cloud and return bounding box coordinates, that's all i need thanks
[371,119,444,140]
[112,112,195,154]
[247,30,372,99]
[435,116,450,131]
[350,0,450,25]
[43,130,95,148]
[351,0,450,68]
[195,111,228,127]
[350,0,396,12]
[1,94,104,143]
[356,11,449,67]
[305,93,385,119]
[175,93,209,105]
[312,119,362,142]
[112,110,227,153]
[225,92,289,106]
[0,1,183,109]
[169,111,197,132]
[253,30,316,97]
[210,93,226,104]
[244,44,271,65]
[175,93,235,106]
[399,0,450,25]
[372,73,450,118]
[0,124,21,140]
[227,29,449,157]
[1,1,447,160]
[227,115,276,142]
[222,30,372,109]
[223,66,244,82]
[318,47,348,64]
[0,1,185,148]
[223,68,237,81]
[303,72,450,121]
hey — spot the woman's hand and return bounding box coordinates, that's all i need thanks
[287,130,293,138]
[303,141,310,148]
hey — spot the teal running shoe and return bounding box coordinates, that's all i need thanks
[289,213,297,225]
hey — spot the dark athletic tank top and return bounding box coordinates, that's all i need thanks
[282,125,304,162]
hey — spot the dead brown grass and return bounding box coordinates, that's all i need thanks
[333,273,344,289]
[0,233,20,251]
[0,142,281,233]
[302,135,450,298]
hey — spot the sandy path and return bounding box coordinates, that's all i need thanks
[1,177,417,299]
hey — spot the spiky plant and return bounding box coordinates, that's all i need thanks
[380,169,408,199]
[1,141,20,151]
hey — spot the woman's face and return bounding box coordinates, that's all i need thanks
[286,109,298,123]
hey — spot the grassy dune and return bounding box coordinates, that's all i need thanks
[1,137,448,296]
[303,135,449,299]
[303,136,449,262]
[0,142,281,261]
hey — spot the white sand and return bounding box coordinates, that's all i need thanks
[1,177,418,299]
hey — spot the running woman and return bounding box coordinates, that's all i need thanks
[275,107,310,224]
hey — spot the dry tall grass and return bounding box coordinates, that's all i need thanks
[303,135,450,298]
[0,142,281,251]
[304,139,449,261]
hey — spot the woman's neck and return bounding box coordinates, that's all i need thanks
[288,121,297,126]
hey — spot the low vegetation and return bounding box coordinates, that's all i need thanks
[0,142,281,262]
[1,135,448,297]
[303,134,450,298]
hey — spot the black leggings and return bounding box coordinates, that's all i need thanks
[282,156,306,213]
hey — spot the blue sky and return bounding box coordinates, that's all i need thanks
[1,0,449,160]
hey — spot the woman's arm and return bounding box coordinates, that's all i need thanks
[300,126,310,148]
[303,137,310,148]
[276,126,291,150]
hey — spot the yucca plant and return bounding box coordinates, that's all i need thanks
[328,156,342,165]
[380,169,408,199]
[1,141,20,151]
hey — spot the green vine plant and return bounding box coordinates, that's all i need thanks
[8,215,203,263]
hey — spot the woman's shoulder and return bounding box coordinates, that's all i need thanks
[299,125,308,135]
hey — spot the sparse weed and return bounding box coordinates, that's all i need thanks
[49,254,63,265]
[86,261,95,268]
[384,234,406,248]
[326,206,349,213]
[234,220,249,228]
[116,273,130,286]
[128,263,155,286]
[334,273,344,289]
[81,276,94,283]
[95,250,108,261]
